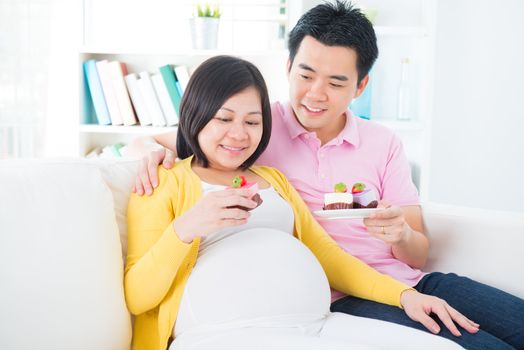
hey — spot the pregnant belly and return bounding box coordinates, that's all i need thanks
[176,229,331,333]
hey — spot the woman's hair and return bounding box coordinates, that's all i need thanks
[176,55,272,170]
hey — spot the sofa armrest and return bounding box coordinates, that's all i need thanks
[421,203,524,299]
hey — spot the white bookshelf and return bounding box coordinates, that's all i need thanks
[351,0,437,199]
[79,124,178,135]
[78,0,437,198]
[78,48,289,156]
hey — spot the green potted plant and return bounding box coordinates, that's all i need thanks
[190,3,221,50]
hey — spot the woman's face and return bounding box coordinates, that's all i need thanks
[198,86,263,171]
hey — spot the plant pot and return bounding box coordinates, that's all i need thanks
[190,17,219,50]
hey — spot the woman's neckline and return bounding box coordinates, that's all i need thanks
[189,158,270,189]
[200,180,273,191]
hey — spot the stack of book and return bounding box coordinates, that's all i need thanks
[85,142,125,159]
[83,60,191,127]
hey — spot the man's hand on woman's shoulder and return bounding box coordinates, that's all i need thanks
[124,134,178,196]
[133,147,176,196]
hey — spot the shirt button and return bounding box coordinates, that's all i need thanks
[319,153,324,158]
[320,174,326,179]
[304,134,309,139]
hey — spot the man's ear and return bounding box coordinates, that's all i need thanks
[354,75,370,98]
[286,59,291,80]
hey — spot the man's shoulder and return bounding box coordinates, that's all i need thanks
[355,117,401,147]
[252,164,281,176]
[270,101,288,122]
[265,101,293,142]
[356,117,396,135]
[252,164,289,181]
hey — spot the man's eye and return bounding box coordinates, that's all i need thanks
[300,74,311,80]
[246,121,260,126]
[330,83,344,88]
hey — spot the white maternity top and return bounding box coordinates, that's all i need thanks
[174,182,331,337]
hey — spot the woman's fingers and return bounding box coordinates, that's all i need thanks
[414,311,441,335]
[444,304,480,334]
[432,303,461,336]
[218,218,249,229]
[212,190,258,210]
[220,207,251,220]
[214,188,256,198]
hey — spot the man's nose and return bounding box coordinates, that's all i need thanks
[306,80,327,101]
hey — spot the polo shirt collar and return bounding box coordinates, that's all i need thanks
[281,102,360,147]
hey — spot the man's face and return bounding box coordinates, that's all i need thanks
[287,35,368,143]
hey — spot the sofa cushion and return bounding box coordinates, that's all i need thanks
[423,203,524,299]
[93,158,139,259]
[0,160,132,350]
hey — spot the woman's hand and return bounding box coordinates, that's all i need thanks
[400,289,480,336]
[173,188,258,243]
[363,201,412,245]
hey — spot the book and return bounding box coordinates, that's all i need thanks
[159,64,182,115]
[99,143,125,159]
[174,65,191,93]
[151,73,179,126]
[96,59,124,125]
[137,71,166,127]
[107,61,137,126]
[124,73,152,126]
[83,60,111,125]
[175,81,184,99]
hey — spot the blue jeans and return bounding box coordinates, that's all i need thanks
[330,272,524,350]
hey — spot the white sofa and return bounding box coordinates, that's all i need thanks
[1,159,523,350]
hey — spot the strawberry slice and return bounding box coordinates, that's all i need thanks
[351,182,366,194]
[228,175,263,211]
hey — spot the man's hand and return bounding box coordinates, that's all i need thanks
[363,201,411,245]
[400,289,480,336]
[363,201,429,268]
[133,147,176,196]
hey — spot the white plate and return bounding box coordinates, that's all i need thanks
[313,208,381,219]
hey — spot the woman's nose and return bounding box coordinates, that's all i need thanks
[227,122,248,139]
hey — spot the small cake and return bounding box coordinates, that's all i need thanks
[323,182,353,210]
[228,175,263,211]
[351,183,378,209]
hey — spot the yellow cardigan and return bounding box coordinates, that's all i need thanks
[125,157,410,350]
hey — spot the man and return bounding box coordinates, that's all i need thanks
[128,2,524,349]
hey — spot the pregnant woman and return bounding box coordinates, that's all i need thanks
[124,56,476,350]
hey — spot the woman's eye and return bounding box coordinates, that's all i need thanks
[215,117,231,122]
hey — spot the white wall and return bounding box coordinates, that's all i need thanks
[429,0,524,212]
[44,0,83,156]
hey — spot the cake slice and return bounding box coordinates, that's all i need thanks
[351,183,378,208]
[228,175,263,211]
[323,182,353,210]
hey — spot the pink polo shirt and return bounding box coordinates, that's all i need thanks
[257,102,426,300]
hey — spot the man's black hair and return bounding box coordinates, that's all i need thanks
[288,0,378,84]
